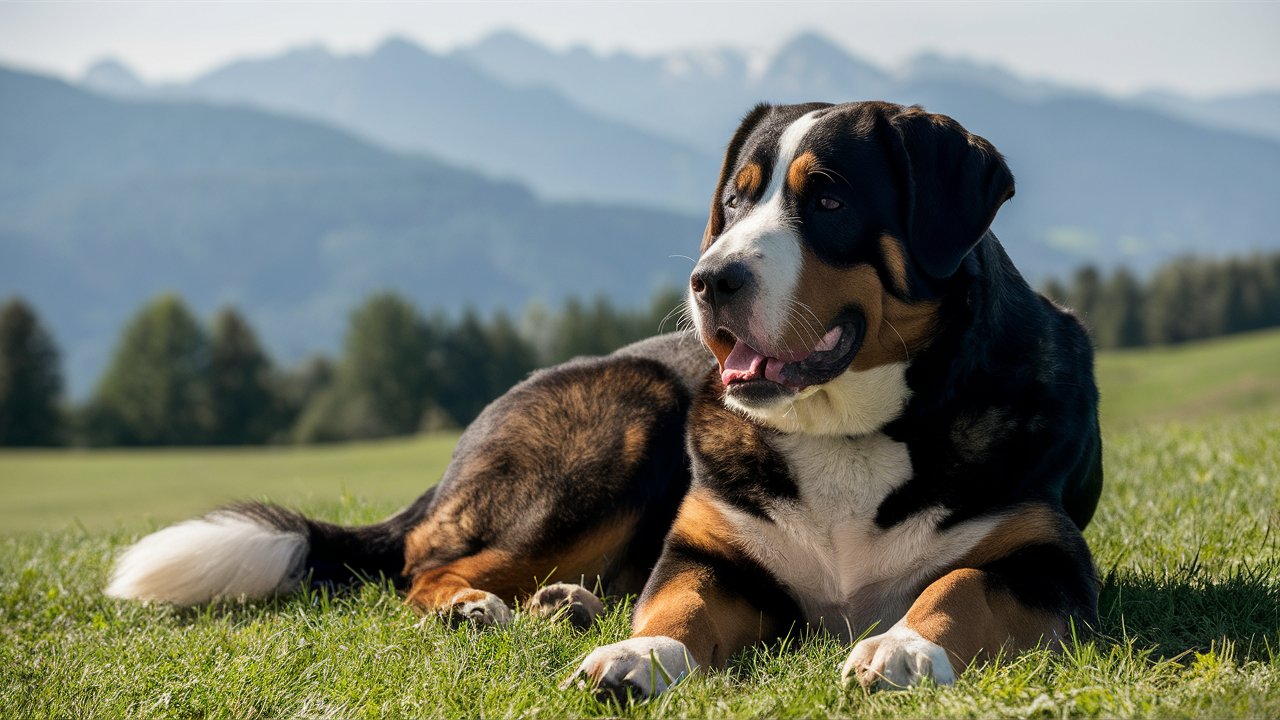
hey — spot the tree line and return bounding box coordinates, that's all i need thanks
[0,289,686,447]
[5,251,1280,447]
[1040,252,1280,348]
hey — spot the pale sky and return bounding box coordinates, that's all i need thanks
[1,1,1278,98]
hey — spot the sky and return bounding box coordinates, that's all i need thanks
[0,1,1278,98]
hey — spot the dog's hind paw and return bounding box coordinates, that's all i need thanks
[562,636,696,703]
[527,582,604,629]
[841,622,956,690]
[442,589,512,629]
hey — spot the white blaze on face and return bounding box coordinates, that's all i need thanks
[693,110,823,354]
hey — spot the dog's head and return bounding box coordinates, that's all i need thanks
[690,101,1014,435]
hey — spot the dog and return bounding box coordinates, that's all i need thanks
[106,100,1102,699]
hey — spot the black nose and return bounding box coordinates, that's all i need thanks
[691,261,751,311]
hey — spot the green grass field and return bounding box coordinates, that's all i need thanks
[2,330,1278,717]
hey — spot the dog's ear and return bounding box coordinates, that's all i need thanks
[888,107,1015,279]
[702,103,772,254]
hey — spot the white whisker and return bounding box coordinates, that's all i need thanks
[884,319,910,361]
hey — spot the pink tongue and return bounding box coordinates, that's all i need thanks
[721,341,765,385]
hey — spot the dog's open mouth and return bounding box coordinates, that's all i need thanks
[719,312,866,394]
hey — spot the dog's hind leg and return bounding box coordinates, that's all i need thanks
[527,582,605,629]
[404,514,639,628]
[401,349,703,630]
[404,548,528,628]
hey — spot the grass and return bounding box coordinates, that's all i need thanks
[0,433,459,534]
[1,329,1278,717]
[1094,327,1280,428]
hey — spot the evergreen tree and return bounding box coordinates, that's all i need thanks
[483,310,538,402]
[207,308,276,444]
[432,310,492,427]
[295,292,433,442]
[0,298,64,446]
[1094,269,1145,348]
[344,292,434,435]
[1144,260,1199,345]
[1069,265,1102,330]
[518,300,556,365]
[277,354,336,435]
[86,295,211,445]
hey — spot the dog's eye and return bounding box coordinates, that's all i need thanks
[725,194,739,210]
[818,196,842,211]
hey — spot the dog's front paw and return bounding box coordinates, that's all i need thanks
[562,636,697,702]
[842,623,956,690]
[443,589,512,628]
[527,582,604,629]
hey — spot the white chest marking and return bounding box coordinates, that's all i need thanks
[713,432,1000,640]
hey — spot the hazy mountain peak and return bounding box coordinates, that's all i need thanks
[761,30,888,96]
[775,31,849,58]
[373,35,430,61]
[279,43,335,62]
[470,29,553,58]
[81,57,146,96]
[898,51,1070,101]
[662,47,745,80]
[770,31,877,71]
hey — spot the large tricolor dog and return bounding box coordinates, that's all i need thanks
[106,100,1102,698]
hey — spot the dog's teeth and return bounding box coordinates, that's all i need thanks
[816,327,841,352]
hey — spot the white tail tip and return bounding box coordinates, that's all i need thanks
[105,512,308,606]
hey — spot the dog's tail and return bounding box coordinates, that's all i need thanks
[104,489,436,606]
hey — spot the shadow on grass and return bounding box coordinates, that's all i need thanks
[1096,562,1279,662]
[160,577,409,627]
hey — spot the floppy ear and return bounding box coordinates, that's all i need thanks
[701,103,772,254]
[889,107,1015,279]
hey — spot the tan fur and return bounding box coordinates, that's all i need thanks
[787,255,938,369]
[622,423,649,466]
[786,151,818,196]
[960,505,1066,568]
[632,569,775,668]
[879,235,911,295]
[688,385,775,472]
[902,506,1074,670]
[405,514,638,612]
[627,490,772,667]
[667,489,739,557]
[735,162,763,197]
[403,362,678,569]
[904,568,1065,670]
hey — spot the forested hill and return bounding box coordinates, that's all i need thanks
[0,66,703,396]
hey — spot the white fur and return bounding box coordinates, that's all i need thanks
[842,619,956,689]
[565,636,696,699]
[726,361,912,436]
[694,110,821,354]
[105,513,307,606]
[707,432,1002,640]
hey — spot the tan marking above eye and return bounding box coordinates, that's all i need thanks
[734,163,763,197]
[787,151,818,196]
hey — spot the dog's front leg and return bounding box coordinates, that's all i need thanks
[843,510,1098,690]
[565,490,792,702]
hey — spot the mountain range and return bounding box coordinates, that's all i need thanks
[0,66,701,396]
[4,30,1279,395]
[84,32,1280,273]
